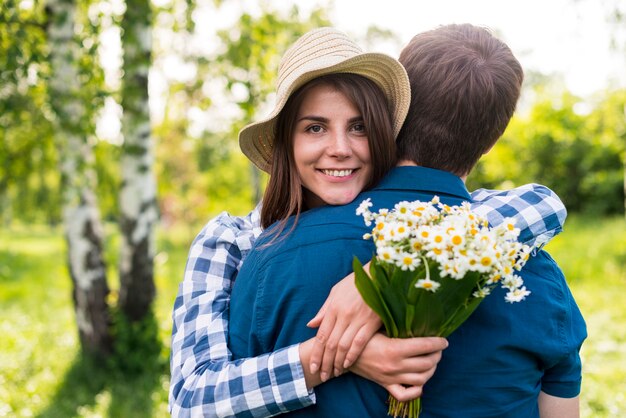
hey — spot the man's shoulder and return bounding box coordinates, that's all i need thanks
[517,249,574,310]
[521,249,563,279]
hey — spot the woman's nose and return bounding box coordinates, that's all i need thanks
[328,131,352,158]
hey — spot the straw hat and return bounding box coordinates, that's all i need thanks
[239,27,411,173]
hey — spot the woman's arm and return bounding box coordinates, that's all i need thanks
[169,208,315,417]
[470,183,567,248]
[169,208,443,416]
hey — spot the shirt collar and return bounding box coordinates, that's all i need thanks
[374,166,472,201]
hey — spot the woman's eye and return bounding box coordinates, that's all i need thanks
[307,125,323,133]
[352,123,366,133]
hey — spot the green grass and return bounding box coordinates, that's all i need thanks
[545,216,626,417]
[0,216,624,417]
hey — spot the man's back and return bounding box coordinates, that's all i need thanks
[229,166,586,417]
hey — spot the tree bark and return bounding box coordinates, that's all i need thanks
[118,0,158,321]
[46,0,111,356]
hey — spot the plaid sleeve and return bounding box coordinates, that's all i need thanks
[169,207,315,417]
[470,183,567,250]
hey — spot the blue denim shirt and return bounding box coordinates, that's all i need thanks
[229,166,586,417]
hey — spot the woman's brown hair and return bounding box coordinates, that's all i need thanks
[260,73,397,236]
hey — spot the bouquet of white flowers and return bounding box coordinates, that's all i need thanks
[353,197,532,418]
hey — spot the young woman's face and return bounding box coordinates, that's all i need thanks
[293,84,372,208]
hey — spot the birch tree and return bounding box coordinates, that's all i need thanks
[46,0,112,356]
[118,0,158,321]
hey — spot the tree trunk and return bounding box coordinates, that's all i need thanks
[118,0,158,321]
[46,0,112,356]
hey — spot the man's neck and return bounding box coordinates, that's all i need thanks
[395,159,468,182]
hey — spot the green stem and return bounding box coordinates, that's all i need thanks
[421,256,430,281]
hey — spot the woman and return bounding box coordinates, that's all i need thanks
[169,28,566,417]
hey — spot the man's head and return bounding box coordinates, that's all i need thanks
[397,23,524,177]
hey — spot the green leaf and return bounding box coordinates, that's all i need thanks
[369,258,390,288]
[405,304,415,334]
[391,265,419,294]
[430,268,484,317]
[406,265,427,305]
[439,296,484,337]
[410,289,445,336]
[379,277,408,338]
[353,257,398,337]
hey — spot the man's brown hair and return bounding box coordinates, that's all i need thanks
[397,23,524,176]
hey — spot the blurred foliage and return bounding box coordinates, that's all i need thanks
[107,307,166,375]
[0,0,625,230]
[213,5,330,127]
[468,87,626,216]
[0,0,57,225]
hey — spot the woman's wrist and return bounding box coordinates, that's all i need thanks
[298,338,324,390]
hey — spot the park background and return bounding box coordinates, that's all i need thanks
[1,0,625,416]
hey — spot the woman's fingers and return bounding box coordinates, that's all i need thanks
[306,299,327,329]
[308,309,336,375]
[385,383,423,403]
[319,317,349,380]
[341,319,380,369]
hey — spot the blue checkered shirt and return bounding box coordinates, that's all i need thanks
[169,184,566,417]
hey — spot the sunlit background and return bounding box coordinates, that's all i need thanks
[1,0,625,417]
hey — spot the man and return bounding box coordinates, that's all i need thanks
[229,24,586,417]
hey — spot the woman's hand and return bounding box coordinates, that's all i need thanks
[350,333,448,402]
[307,263,382,381]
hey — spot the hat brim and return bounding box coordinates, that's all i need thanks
[239,52,410,173]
